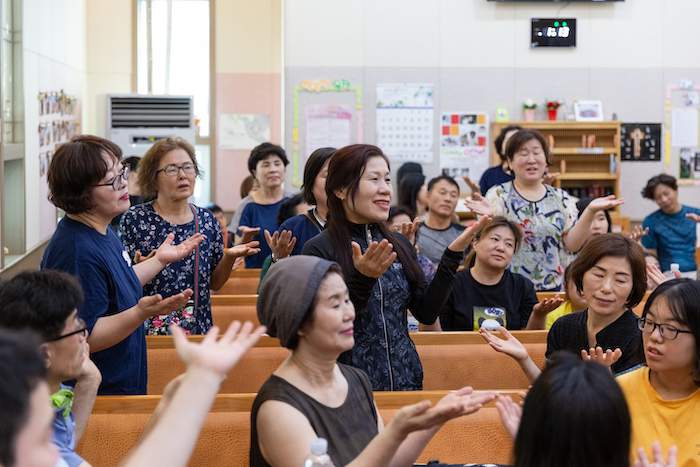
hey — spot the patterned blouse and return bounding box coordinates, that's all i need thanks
[118,202,224,334]
[485,181,577,291]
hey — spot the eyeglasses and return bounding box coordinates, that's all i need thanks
[156,163,196,177]
[637,317,693,340]
[93,165,130,191]
[49,318,88,342]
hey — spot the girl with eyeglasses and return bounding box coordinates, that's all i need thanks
[616,278,700,466]
[118,137,259,335]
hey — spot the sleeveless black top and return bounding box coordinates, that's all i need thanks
[250,363,379,466]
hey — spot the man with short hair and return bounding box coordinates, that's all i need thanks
[0,270,101,467]
[416,175,466,265]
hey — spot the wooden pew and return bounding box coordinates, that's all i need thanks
[146,331,547,394]
[77,391,520,467]
[211,294,259,328]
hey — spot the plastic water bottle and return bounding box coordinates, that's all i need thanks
[407,311,419,332]
[303,438,335,467]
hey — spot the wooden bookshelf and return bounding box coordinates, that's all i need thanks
[491,121,621,207]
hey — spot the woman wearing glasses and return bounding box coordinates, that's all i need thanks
[118,137,259,335]
[617,278,700,466]
[41,135,204,395]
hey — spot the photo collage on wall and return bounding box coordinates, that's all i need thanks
[439,112,489,182]
[38,90,80,177]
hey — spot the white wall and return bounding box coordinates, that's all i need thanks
[285,0,700,220]
[24,0,87,249]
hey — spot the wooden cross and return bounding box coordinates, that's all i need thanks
[630,128,645,159]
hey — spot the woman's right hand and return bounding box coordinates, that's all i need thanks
[634,442,677,467]
[479,326,529,362]
[264,229,297,260]
[351,239,396,278]
[237,225,261,244]
[495,395,522,440]
[137,289,194,319]
[580,346,622,368]
[463,193,493,217]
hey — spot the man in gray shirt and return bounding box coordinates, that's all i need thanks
[416,175,466,264]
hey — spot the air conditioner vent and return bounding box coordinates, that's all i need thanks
[108,96,193,128]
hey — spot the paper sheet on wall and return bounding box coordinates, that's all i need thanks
[219,114,270,150]
[439,112,490,182]
[671,108,699,147]
[305,105,352,159]
[376,84,434,163]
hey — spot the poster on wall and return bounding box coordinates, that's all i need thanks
[305,105,352,159]
[620,123,661,161]
[218,114,270,150]
[376,84,434,163]
[439,112,489,182]
[679,147,700,180]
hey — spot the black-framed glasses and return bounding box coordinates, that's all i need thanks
[93,165,130,191]
[156,163,196,177]
[49,318,88,342]
[637,317,693,340]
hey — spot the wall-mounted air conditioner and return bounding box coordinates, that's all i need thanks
[106,94,195,158]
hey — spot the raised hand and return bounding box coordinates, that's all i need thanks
[225,240,261,259]
[646,263,682,288]
[351,239,397,278]
[461,174,480,194]
[171,320,267,377]
[532,296,564,316]
[264,229,297,260]
[463,193,493,217]
[137,289,194,319]
[134,250,156,264]
[478,326,529,362]
[542,172,560,186]
[398,217,420,245]
[628,225,649,242]
[584,194,625,213]
[155,233,206,266]
[448,215,492,253]
[237,225,261,244]
[496,395,522,440]
[686,212,700,223]
[634,442,677,467]
[580,346,622,368]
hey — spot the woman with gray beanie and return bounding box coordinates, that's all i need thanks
[250,255,496,467]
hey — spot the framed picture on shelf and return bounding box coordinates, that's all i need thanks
[574,101,604,122]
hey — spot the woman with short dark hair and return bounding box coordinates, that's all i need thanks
[641,173,700,278]
[118,136,258,335]
[466,129,623,292]
[41,135,203,395]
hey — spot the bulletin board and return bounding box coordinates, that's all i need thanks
[291,79,363,186]
[666,83,700,186]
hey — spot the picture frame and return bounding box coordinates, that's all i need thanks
[574,101,604,122]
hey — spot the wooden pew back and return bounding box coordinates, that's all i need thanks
[146,332,546,394]
[77,392,517,467]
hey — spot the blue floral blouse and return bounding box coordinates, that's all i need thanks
[485,181,577,292]
[118,202,224,334]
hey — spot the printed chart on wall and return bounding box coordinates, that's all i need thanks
[218,114,270,150]
[305,105,352,160]
[376,84,434,163]
[439,112,489,182]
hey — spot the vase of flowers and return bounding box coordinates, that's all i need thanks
[523,99,537,122]
[546,100,562,121]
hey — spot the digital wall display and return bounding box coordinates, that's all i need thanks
[531,18,576,48]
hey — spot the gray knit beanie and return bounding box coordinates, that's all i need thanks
[257,256,339,349]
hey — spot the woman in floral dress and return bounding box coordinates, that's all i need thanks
[119,137,259,334]
[466,129,622,291]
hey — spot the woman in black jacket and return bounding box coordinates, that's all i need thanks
[302,144,487,391]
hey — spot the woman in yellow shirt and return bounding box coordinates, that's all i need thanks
[544,264,588,330]
[616,278,700,467]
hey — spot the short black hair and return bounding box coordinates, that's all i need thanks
[121,156,141,171]
[0,270,84,341]
[396,162,423,185]
[397,173,426,218]
[639,278,700,382]
[302,147,335,205]
[514,352,630,467]
[641,173,678,200]
[0,329,46,467]
[207,203,223,215]
[388,205,415,223]
[505,129,552,167]
[494,125,523,161]
[427,175,459,193]
[247,143,289,176]
[277,193,307,227]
